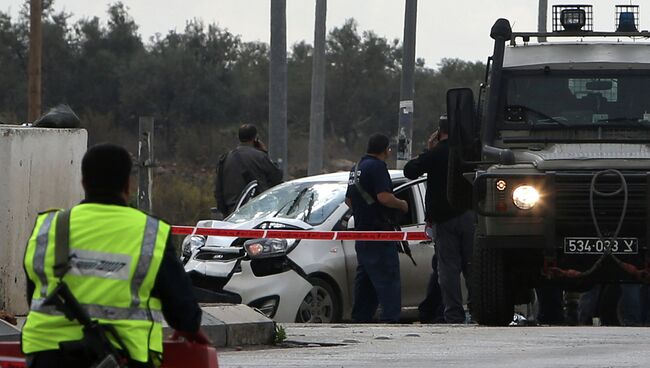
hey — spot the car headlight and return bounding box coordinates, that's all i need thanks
[182,235,206,258]
[512,185,540,210]
[244,238,290,259]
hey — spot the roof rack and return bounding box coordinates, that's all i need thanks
[510,31,650,45]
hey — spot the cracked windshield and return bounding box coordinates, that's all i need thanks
[227,182,346,225]
[503,73,650,128]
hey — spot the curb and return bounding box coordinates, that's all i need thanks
[163,304,275,347]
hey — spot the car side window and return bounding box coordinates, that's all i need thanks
[394,185,417,226]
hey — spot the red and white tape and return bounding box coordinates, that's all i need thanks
[171,226,429,242]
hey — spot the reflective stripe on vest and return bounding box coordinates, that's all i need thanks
[30,298,163,323]
[33,212,55,298]
[131,216,159,308]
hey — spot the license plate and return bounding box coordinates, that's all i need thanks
[564,237,638,255]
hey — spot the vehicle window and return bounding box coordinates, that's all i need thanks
[227,182,346,226]
[502,72,650,127]
[394,186,417,226]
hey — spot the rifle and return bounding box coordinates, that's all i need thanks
[43,282,129,368]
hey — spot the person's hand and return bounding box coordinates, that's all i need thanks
[254,139,268,153]
[427,130,440,151]
[171,329,212,345]
[399,199,409,214]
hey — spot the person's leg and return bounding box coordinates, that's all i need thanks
[578,285,601,325]
[362,242,401,322]
[436,218,465,323]
[618,284,642,326]
[351,242,379,322]
[418,254,444,323]
[536,285,565,325]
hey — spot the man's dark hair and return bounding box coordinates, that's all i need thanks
[82,143,132,196]
[438,115,449,134]
[366,133,390,154]
[238,124,258,142]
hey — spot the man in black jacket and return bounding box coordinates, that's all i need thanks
[215,124,283,217]
[404,116,474,324]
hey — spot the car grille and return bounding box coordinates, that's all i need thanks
[554,172,647,239]
[195,249,244,261]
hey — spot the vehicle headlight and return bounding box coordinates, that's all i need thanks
[182,235,206,258]
[244,238,290,259]
[512,185,540,210]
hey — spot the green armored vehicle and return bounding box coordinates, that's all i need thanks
[447,5,650,325]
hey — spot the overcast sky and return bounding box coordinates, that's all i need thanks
[2,0,640,67]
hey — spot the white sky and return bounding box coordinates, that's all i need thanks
[2,0,642,67]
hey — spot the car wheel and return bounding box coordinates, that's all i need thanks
[295,277,341,323]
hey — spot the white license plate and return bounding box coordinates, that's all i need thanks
[564,237,638,255]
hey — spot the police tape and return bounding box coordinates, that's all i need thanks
[171,226,429,241]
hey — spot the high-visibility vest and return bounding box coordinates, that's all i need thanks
[22,203,169,363]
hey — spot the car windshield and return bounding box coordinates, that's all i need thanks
[227,181,347,225]
[502,71,650,128]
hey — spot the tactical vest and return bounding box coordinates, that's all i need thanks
[22,203,169,363]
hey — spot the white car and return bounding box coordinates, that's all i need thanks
[182,171,433,322]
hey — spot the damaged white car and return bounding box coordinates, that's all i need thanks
[182,171,433,322]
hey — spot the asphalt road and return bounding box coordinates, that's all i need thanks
[218,324,650,368]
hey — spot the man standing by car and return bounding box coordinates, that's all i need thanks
[403,116,475,324]
[215,124,283,217]
[345,133,408,323]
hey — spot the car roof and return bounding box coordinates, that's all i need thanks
[289,170,406,184]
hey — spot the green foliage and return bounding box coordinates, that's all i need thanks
[273,323,287,344]
[0,2,485,226]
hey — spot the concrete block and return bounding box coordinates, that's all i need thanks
[0,126,87,315]
[0,319,20,342]
[163,309,227,347]
[201,304,275,347]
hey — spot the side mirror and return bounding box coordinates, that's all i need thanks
[347,216,355,230]
[446,88,480,211]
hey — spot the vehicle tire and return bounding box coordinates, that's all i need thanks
[295,277,342,323]
[470,236,514,326]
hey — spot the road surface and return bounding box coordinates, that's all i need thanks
[218,323,650,367]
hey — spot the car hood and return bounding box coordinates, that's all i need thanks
[196,217,314,248]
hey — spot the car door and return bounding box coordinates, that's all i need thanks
[392,179,434,307]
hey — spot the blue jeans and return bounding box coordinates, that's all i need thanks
[351,241,401,322]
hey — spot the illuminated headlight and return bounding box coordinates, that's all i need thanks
[182,235,206,258]
[512,185,540,210]
[244,238,290,259]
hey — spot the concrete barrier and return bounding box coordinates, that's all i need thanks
[0,126,87,315]
[162,304,275,347]
[0,320,20,342]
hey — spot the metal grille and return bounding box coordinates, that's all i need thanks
[615,5,640,31]
[552,5,594,32]
[195,249,244,261]
[554,172,646,237]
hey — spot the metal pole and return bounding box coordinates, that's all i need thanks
[538,0,548,42]
[27,0,42,122]
[308,0,327,175]
[269,0,288,179]
[396,0,417,169]
[138,117,154,213]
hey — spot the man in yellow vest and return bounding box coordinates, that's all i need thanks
[22,143,209,367]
